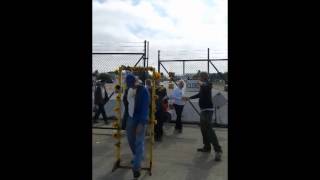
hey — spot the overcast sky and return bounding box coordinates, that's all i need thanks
[93,0,228,74]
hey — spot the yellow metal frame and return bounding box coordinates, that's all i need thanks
[111,66,158,176]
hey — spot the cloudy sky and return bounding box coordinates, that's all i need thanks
[93,0,228,74]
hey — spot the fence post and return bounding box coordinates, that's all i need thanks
[147,41,149,67]
[158,50,160,73]
[207,48,210,74]
[183,60,185,75]
[143,40,147,83]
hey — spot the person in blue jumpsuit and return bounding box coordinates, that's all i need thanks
[125,74,150,178]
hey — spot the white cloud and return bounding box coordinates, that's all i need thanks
[93,0,228,73]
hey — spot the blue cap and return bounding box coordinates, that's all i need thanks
[126,73,136,88]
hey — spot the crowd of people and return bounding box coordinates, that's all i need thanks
[92,71,223,179]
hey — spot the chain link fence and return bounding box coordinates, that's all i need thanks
[158,48,228,127]
[92,41,149,126]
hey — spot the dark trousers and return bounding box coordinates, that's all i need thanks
[174,104,184,130]
[200,111,222,152]
[94,104,107,121]
[155,112,164,140]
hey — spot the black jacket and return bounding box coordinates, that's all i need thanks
[94,86,109,105]
[156,86,167,111]
[189,81,213,109]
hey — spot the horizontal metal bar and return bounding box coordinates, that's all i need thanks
[159,59,228,62]
[92,52,144,55]
[92,127,117,130]
[92,133,113,136]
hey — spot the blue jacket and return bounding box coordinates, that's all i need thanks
[133,85,150,125]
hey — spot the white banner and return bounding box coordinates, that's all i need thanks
[186,80,200,92]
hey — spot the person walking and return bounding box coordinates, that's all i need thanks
[154,79,167,141]
[93,81,109,124]
[171,80,186,133]
[186,72,223,161]
[125,74,150,178]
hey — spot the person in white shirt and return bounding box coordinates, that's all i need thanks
[171,80,187,133]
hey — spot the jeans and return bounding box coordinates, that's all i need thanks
[126,116,146,171]
[174,104,184,130]
[200,110,222,152]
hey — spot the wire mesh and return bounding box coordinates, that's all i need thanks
[92,54,144,73]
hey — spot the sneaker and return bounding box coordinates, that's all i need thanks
[215,152,222,161]
[197,147,211,153]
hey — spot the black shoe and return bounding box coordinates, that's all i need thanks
[93,120,98,124]
[104,120,109,125]
[197,147,211,153]
[133,170,141,178]
[215,152,222,161]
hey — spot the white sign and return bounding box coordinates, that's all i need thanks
[186,80,200,92]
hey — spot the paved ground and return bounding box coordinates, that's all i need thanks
[93,123,228,180]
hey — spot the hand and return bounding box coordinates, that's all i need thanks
[182,96,189,101]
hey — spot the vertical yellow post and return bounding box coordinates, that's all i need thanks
[148,69,156,175]
[112,67,123,172]
[116,68,122,162]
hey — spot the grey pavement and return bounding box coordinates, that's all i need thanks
[93,124,227,180]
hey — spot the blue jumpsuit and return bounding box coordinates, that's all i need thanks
[126,85,150,171]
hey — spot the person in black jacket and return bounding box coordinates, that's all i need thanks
[93,81,109,124]
[154,80,167,142]
[186,72,223,161]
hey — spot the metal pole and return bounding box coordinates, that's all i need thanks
[183,60,185,75]
[207,48,210,74]
[147,41,149,67]
[151,59,228,62]
[143,40,147,83]
[144,40,146,68]
[158,50,160,73]
[134,56,144,67]
[209,61,228,83]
